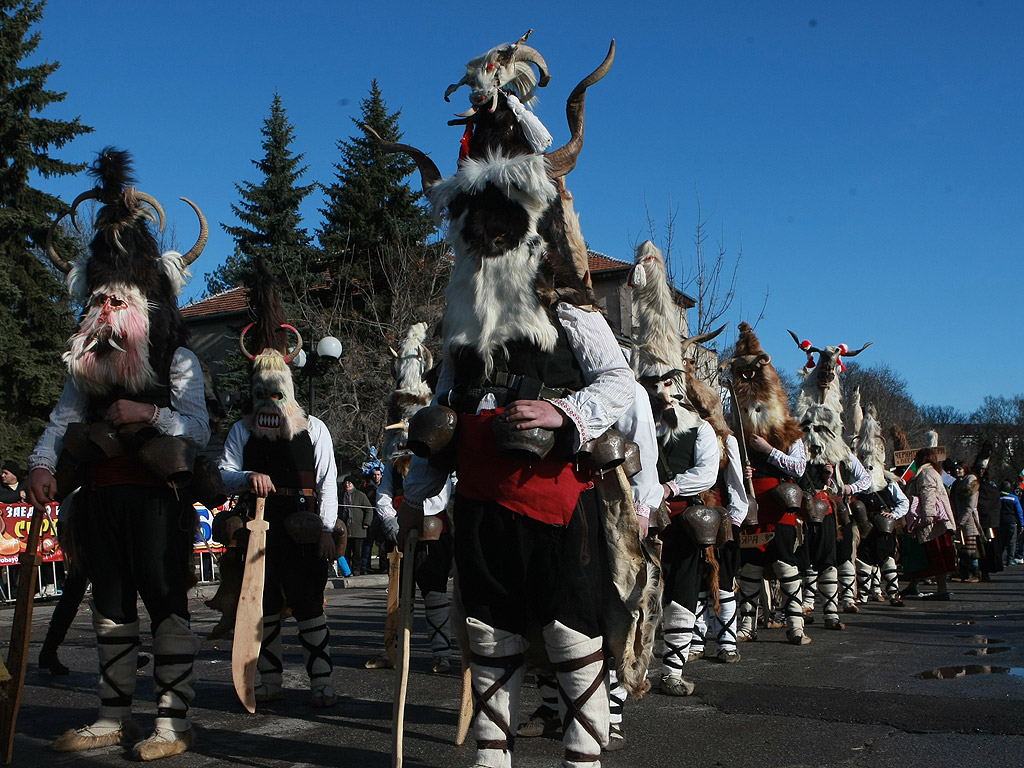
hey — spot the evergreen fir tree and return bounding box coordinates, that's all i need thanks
[317,80,436,293]
[207,90,315,308]
[0,0,92,460]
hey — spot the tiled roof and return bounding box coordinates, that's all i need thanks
[180,287,248,318]
[587,250,631,272]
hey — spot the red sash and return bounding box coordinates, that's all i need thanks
[88,453,164,490]
[454,409,591,525]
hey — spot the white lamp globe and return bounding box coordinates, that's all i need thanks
[316,336,343,360]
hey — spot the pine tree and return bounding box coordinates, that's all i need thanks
[0,0,92,461]
[317,80,436,292]
[207,90,315,307]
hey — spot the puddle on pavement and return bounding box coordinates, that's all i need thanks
[953,621,975,626]
[966,647,1011,656]
[955,635,1006,645]
[916,665,1024,680]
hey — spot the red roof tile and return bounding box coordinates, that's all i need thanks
[180,287,248,318]
[587,252,631,272]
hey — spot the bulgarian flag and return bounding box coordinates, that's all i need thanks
[901,461,918,484]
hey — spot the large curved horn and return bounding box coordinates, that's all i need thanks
[239,322,256,361]
[842,341,873,358]
[444,76,472,103]
[788,329,821,355]
[682,323,729,355]
[44,211,73,274]
[68,188,100,232]
[126,188,166,232]
[280,323,303,363]
[179,197,208,266]
[545,40,615,179]
[513,44,551,88]
[362,124,442,192]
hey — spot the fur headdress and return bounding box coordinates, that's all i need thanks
[382,322,435,462]
[363,36,614,376]
[856,404,888,492]
[723,323,803,453]
[45,148,207,395]
[239,258,307,441]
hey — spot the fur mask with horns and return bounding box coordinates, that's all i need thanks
[239,259,307,442]
[363,33,614,376]
[720,322,804,453]
[46,148,207,395]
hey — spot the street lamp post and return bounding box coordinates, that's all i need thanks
[295,335,342,414]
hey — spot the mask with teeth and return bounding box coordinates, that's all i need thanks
[66,282,157,395]
[245,349,306,441]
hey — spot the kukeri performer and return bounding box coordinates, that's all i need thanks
[218,259,339,707]
[629,241,720,695]
[368,323,456,674]
[789,332,872,629]
[853,406,910,606]
[27,149,210,759]
[380,32,631,768]
[376,453,456,673]
[726,323,811,646]
[686,373,749,665]
[518,376,663,751]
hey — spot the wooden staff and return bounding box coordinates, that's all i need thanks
[392,528,419,768]
[365,546,403,669]
[0,500,47,764]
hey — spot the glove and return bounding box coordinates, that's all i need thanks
[382,515,400,543]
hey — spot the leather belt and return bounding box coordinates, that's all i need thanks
[275,487,315,497]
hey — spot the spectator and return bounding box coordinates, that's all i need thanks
[904,448,956,600]
[999,481,1024,566]
[0,461,26,503]
[340,477,372,576]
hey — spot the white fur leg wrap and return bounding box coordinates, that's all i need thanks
[692,591,709,654]
[881,558,899,598]
[94,612,141,720]
[152,614,200,733]
[606,666,625,725]
[802,567,818,610]
[715,589,738,651]
[838,560,857,606]
[258,616,283,688]
[774,562,805,634]
[543,620,608,767]
[467,618,526,768]
[818,566,839,619]
[424,591,452,657]
[661,602,695,676]
[737,565,764,636]
[297,615,333,691]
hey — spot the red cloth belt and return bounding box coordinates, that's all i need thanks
[667,499,691,518]
[454,408,591,526]
[88,454,164,490]
[750,477,797,527]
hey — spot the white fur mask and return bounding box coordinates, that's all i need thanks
[245,350,307,441]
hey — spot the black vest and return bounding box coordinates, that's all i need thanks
[657,427,699,484]
[242,430,316,515]
[448,319,586,411]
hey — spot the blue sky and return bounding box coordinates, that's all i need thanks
[31,1,1023,414]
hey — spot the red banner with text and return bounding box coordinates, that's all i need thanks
[0,502,63,567]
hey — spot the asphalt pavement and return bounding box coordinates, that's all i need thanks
[4,567,1024,767]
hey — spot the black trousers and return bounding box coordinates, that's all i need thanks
[76,484,194,631]
[802,515,838,571]
[263,509,329,622]
[411,533,453,598]
[454,491,600,638]
[661,521,703,611]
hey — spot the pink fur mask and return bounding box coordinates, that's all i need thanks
[65,282,156,395]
